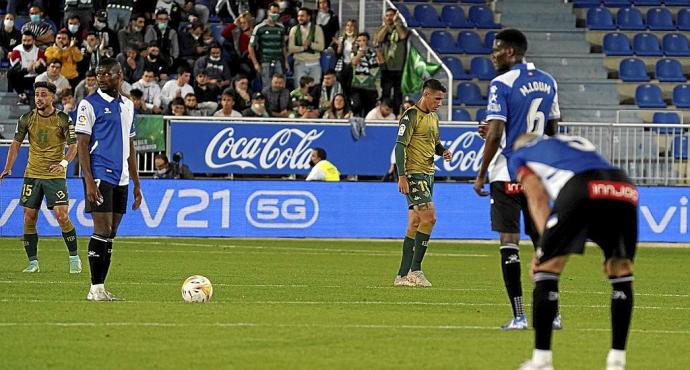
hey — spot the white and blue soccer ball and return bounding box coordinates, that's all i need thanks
[181,275,213,303]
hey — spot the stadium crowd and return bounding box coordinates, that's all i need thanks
[1,0,410,120]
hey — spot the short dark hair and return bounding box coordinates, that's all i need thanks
[68,15,80,22]
[357,32,370,40]
[323,69,337,77]
[34,81,56,94]
[155,9,169,17]
[184,92,196,99]
[299,75,314,88]
[385,8,397,14]
[85,69,96,77]
[272,73,285,80]
[313,147,327,160]
[495,28,528,56]
[60,89,74,99]
[154,154,169,164]
[22,30,35,38]
[171,97,185,106]
[48,59,62,67]
[299,7,311,17]
[269,2,280,10]
[177,65,191,75]
[97,57,120,72]
[379,97,393,108]
[422,79,446,93]
[129,88,143,99]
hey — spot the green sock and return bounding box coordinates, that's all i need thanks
[411,232,430,272]
[397,236,415,276]
[62,228,78,256]
[23,233,39,261]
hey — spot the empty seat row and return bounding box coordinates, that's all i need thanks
[430,30,493,54]
[453,82,488,106]
[573,0,690,8]
[620,57,688,81]
[588,6,690,30]
[635,83,690,107]
[443,56,496,80]
[397,4,500,29]
[603,32,690,55]
[452,108,487,122]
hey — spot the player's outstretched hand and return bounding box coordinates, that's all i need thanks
[397,175,409,195]
[442,149,452,162]
[473,176,489,197]
[0,168,10,181]
[48,164,64,174]
[477,121,489,140]
[132,185,142,210]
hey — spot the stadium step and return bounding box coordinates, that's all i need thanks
[556,81,622,107]
[559,105,644,123]
[527,55,609,81]
[498,0,577,31]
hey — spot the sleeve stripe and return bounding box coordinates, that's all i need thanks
[485,114,507,122]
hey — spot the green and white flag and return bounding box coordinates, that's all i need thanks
[401,46,441,96]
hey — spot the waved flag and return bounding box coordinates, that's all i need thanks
[401,46,441,96]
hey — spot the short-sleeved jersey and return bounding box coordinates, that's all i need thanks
[75,89,136,186]
[509,135,615,200]
[485,63,560,182]
[249,20,285,63]
[14,109,75,179]
[396,105,441,175]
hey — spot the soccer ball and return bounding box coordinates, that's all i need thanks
[181,275,213,303]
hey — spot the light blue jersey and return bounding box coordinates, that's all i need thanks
[485,63,560,182]
[75,89,136,186]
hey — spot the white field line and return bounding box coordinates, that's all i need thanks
[0,321,687,335]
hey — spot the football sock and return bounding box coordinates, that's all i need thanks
[533,272,560,351]
[23,233,39,261]
[88,234,108,285]
[102,233,115,283]
[410,231,430,271]
[500,244,524,318]
[610,275,634,350]
[398,236,415,276]
[62,228,78,256]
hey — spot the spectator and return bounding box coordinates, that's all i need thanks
[374,8,407,115]
[160,65,194,108]
[397,99,415,119]
[305,147,340,181]
[194,43,231,90]
[145,9,179,69]
[227,74,252,112]
[262,73,291,118]
[312,69,342,114]
[322,93,352,119]
[132,69,163,113]
[365,98,396,121]
[116,44,144,83]
[242,92,269,117]
[184,93,204,116]
[156,0,184,31]
[288,7,325,84]
[44,31,83,87]
[21,6,54,49]
[350,32,382,117]
[194,70,220,114]
[79,31,110,76]
[129,88,151,114]
[153,153,194,179]
[65,15,87,46]
[179,21,207,68]
[34,59,71,96]
[8,31,46,104]
[221,11,255,79]
[213,90,242,117]
[334,19,356,94]
[169,96,187,116]
[290,75,315,105]
[296,100,320,119]
[74,69,97,102]
[90,10,120,56]
[107,0,135,31]
[249,2,286,89]
[7,0,47,18]
[59,88,78,122]
[142,43,169,82]
[181,0,210,26]
[0,13,21,61]
[117,14,147,54]
[64,0,94,29]
[315,0,339,51]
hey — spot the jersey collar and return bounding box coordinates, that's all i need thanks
[511,62,537,71]
[97,88,122,103]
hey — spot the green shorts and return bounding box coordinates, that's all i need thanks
[20,178,69,210]
[405,173,434,208]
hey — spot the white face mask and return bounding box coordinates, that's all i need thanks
[4,19,14,29]
[209,56,221,62]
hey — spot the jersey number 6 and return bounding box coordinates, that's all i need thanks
[526,97,545,135]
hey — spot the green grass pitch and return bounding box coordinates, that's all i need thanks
[0,237,688,369]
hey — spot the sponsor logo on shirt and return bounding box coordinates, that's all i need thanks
[588,180,639,205]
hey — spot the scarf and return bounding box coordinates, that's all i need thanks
[386,25,398,61]
[320,83,342,110]
[295,23,316,53]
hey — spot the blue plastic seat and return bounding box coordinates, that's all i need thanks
[678,9,690,31]
[646,7,675,31]
[619,58,650,82]
[452,108,472,122]
[632,0,662,5]
[210,24,224,42]
[441,6,473,28]
[664,0,690,5]
[635,84,666,108]
[633,33,663,56]
[461,0,488,4]
[603,0,631,7]
[651,111,681,134]
[396,5,420,28]
[430,31,462,54]
[468,5,501,29]
[458,31,491,54]
[320,52,336,72]
[442,56,472,80]
[617,7,645,31]
[587,7,616,30]
[603,33,633,56]
[476,108,487,121]
[415,4,446,28]
[656,58,687,82]
[453,82,486,106]
[470,56,496,80]
[673,136,689,160]
[484,31,496,49]
[662,33,690,57]
[672,84,690,108]
[572,0,602,8]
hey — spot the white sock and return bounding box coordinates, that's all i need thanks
[90,284,104,291]
[532,349,553,364]
[607,349,626,364]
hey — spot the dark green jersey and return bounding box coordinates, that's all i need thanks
[14,109,75,179]
[250,20,285,63]
[395,105,440,175]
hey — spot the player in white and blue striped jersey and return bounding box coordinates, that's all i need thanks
[473,29,561,330]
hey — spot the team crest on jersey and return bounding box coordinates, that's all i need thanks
[104,107,112,114]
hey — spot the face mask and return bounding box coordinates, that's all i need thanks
[154,168,168,176]
[270,13,280,22]
[22,43,32,51]
[148,54,158,61]
[158,22,167,30]
[68,24,79,33]
[94,20,106,30]
[162,0,172,3]
[133,26,142,32]
[4,19,14,29]
[209,56,220,62]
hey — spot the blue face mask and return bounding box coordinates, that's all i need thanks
[68,24,79,33]
[157,22,167,30]
[30,14,40,23]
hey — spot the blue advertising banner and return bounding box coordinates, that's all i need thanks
[0,145,78,178]
[168,120,484,177]
[0,179,687,242]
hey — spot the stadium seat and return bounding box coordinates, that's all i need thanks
[633,33,663,56]
[470,56,496,80]
[678,9,690,31]
[430,31,463,54]
[619,58,650,82]
[603,33,633,56]
[655,59,687,82]
[396,5,420,28]
[461,0,488,4]
[441,6,473,28]
[664,0,690,5]
[587,7,616,30]
[210,24,224,42]
[632,0,662,5]
[484,31,497,49]
[635,84,666,108]
[662,33,690,57]
[646,7,675,31]
[673,136,689,160]
[458,31,491,54]
[442,56,472,80]
[572,0,602,8]
[616,7,645,31]
[672,84,690,108]
[453,82,486,106]
[452,108,472,121]
[476,108,487,121]
[651,111,681,134]
[320,52,336,72]
[468,5,501,29]
[414,4,446,28]
[603,0,632,7]
[434,0,459,3]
